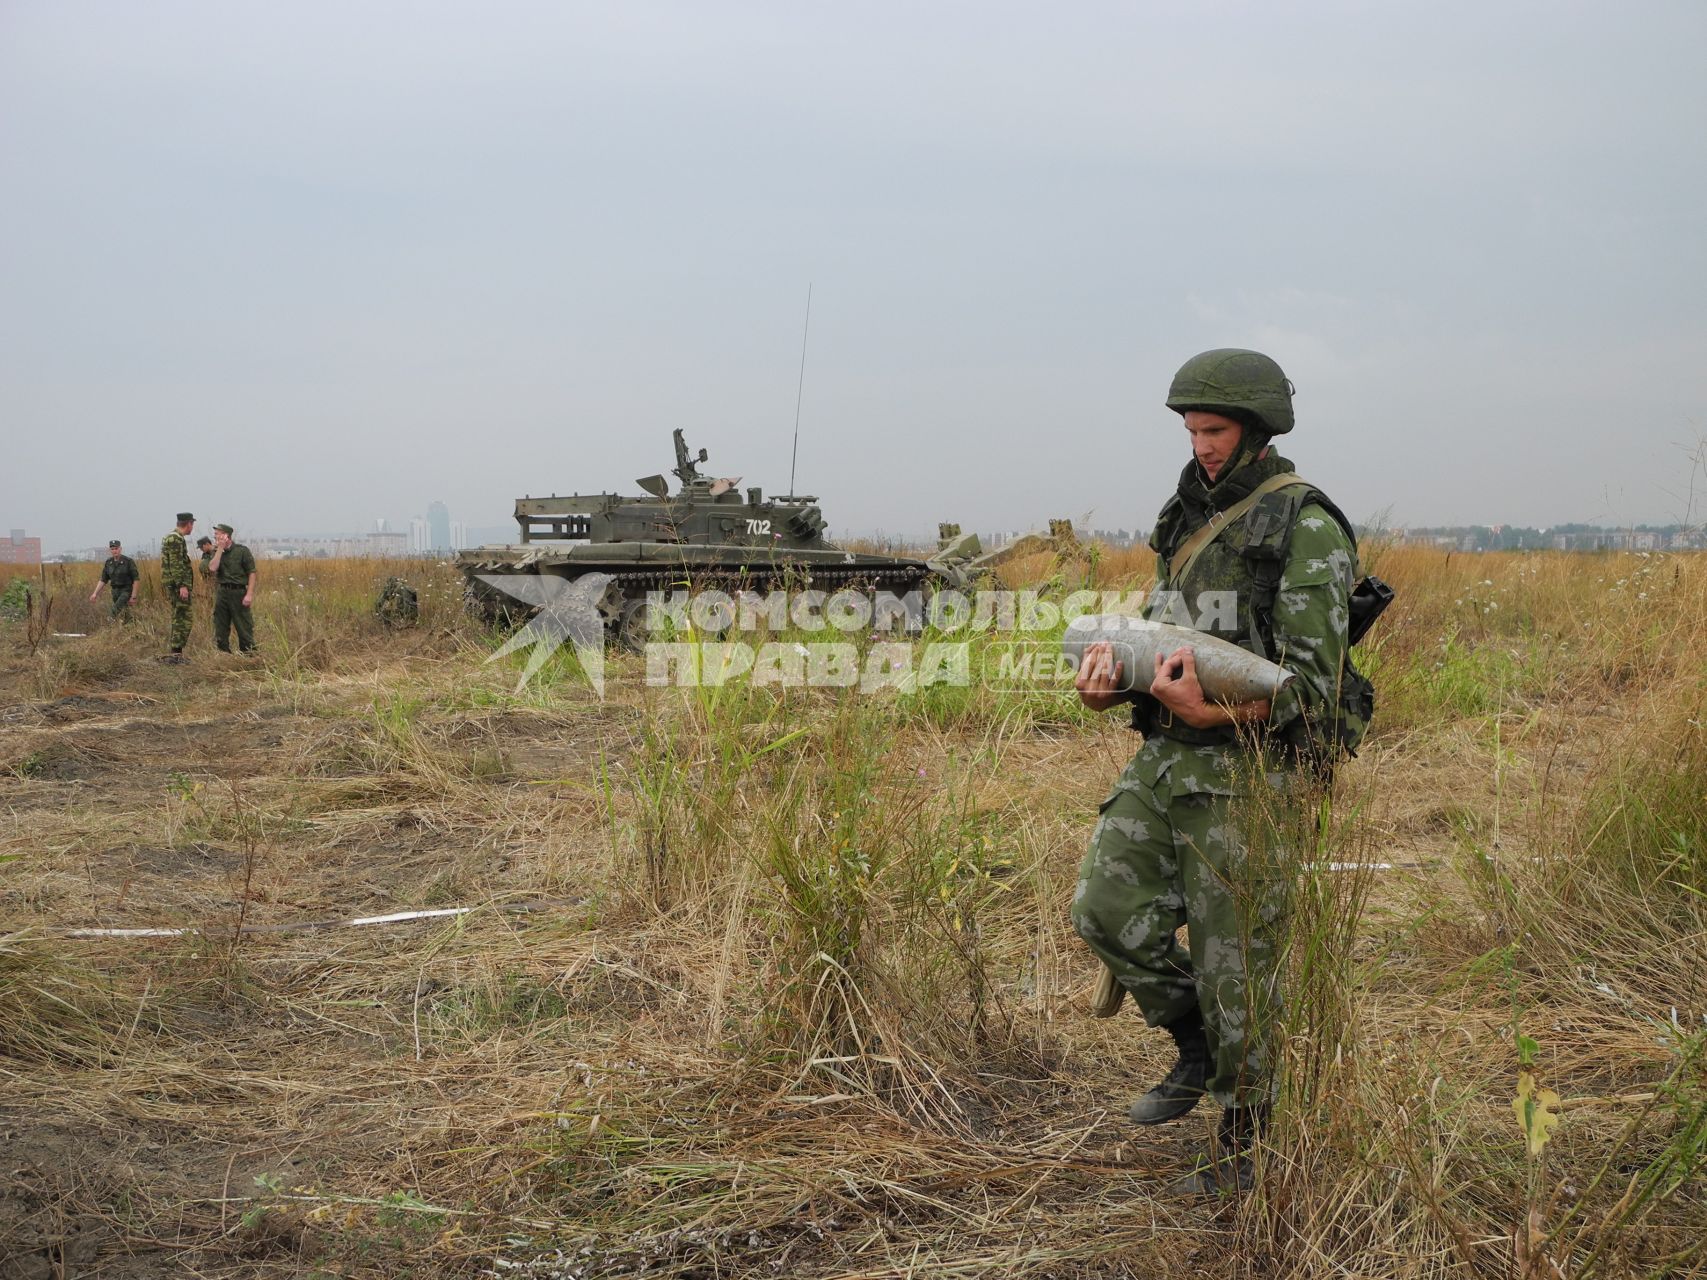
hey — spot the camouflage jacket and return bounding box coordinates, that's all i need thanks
[161,531,192,589]
[199,551,215,577]
[1129,450,1359,795]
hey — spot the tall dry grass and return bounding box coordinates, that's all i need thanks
[1,548,1702,1277]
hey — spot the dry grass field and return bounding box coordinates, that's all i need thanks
[1,547,1702,1279]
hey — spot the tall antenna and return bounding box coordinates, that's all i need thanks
[788,283,812,497]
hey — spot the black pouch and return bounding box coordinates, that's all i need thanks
[1347,575,1394,646]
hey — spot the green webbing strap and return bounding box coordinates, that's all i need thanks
[1166,472,1309,585]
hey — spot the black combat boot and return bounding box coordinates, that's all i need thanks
[1127,1007,1210,1126]
[1168,1103,1268,1195]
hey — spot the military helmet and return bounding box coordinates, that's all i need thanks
[1165,348,1295,436]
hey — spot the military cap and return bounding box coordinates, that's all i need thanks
[108,539,122,548]
[214,522,234,535]
[196,536,213,548]
[176,512,195,523]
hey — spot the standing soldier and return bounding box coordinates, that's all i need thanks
[1072,349,1372,1194]
[88,540,140,622]
[161,513,195,661]
[193,536,218,631]
[208,523,258,653]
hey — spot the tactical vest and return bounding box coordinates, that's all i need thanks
[1136,480,1374,761]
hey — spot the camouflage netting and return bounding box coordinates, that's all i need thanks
[374,577,419,627]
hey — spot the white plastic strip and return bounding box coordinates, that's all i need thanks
[50,898,579,940]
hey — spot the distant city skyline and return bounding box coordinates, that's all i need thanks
[10,511,1706,563]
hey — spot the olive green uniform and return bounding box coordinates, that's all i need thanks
[161,530,194,650]
[99,554,140,621]
[211,542,258,652]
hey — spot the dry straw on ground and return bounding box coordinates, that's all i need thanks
[0,548,1701,1278]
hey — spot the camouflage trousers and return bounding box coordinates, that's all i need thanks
[108,590,133,622]
[1071,761,1289,1109]
[169,593,192,651]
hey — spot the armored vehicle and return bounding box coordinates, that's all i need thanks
[457,430,948,647]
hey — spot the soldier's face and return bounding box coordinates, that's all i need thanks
[108,546,121,558]
[1183,412,1244,482]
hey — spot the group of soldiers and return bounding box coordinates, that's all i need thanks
[90,511,258,660]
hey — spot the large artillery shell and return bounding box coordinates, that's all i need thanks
[1061,614,1295,704]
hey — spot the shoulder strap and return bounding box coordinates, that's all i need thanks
[1303,492,1360,553]
[1167,473,1307,583]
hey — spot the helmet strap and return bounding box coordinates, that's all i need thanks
[1205,428,1272,488]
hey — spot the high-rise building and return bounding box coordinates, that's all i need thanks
[450,521,467,551]
[1,529,42,565]
[409,517,429,553]
[427,501,451,551]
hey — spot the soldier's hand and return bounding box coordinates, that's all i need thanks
[1075,639,1127,712]
[242,593,253,607]
[1151,646,1209,724]
[1151,646,1270,729]
[178,586,189,601]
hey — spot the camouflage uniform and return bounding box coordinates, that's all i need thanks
[161,529,194,651]
[99,553,141,621]
[1072,487,1357,1108]
[1072,348,1367,1130]
[211,538,258,653]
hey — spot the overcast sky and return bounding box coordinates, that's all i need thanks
[3,1,1704,554]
